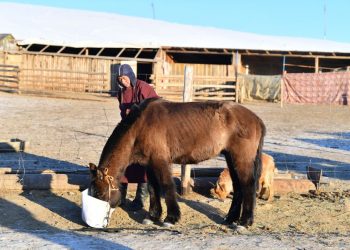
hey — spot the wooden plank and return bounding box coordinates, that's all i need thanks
[194,85,235,89]
[21,68,106,75]
[157,83,235,88]
[0,69,20,73]
[0,173,89,191]
[194,92,235,96]
[0,74,19,79]
[158,75,235,80]
[0,64,20,68]
[193,96,235,101]
[22,75,107,81]
[135,48,143,58]
[0,79,19,84]
[273,178,316,195]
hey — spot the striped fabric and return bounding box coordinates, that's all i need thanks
[283,72,350,105]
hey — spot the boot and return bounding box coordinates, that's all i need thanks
[129,183,148,211]
[119,183,128,207]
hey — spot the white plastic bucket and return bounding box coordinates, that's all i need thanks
[81,188,115,228]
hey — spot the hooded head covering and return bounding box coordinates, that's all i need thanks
[118,64,137,87]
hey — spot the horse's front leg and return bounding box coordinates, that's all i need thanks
[146,167,162,223]
[163,181,181,225]
[153,160,181,225]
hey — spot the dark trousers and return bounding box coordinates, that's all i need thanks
[120,163,147,184]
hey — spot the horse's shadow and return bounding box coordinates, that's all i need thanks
[119,200,149,224]
[178,196,226,224]
[120,196,226,225]
[0,197,130,249]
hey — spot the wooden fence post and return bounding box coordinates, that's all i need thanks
[181,66,193,195]
[281,56,286,108]
[281,71,286,108]
[183,66,193,102]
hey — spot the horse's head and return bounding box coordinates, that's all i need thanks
[88,163,121,208]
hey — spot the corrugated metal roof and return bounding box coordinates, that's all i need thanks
[2,2,350,53]
[0,33,13,41]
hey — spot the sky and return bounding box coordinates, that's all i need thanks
[1,0,350,43]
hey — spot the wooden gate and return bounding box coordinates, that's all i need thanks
[154,63,237,102]
[0,64,19,92]
[155,75,236,102]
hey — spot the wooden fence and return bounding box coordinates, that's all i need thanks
[1,52,237,99]
[0,64,19,91]
[20,68,108,93]
[155,75,236,101]
[19,54,113,93]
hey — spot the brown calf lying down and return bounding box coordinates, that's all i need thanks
[211,153,276,201]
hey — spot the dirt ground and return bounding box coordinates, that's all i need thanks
[0,189,349,249]
[0,91,350,249]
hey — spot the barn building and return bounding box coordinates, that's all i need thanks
[1,2,350,103]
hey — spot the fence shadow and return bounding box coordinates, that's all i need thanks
[296,132,350,151]
[296,131,350,152]
[265,150,350,180]
[0,152,90,226]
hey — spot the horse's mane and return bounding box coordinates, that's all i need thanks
[98,97,160,167]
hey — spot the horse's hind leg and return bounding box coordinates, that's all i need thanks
[146,167,162,222]
[239,172,257,226]
[239,150,262,226]
[224,148,258,226]
[152,159,180,225]
[222,151,242,224]
[234,157,258,226]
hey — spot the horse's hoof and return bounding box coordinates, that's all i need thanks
[223,220,238,227]
[142,218,154,225]
[223,214,239,225]
[222,217,234,225]
[239,218,253,227]
[222,217,229,225]
[162,222,174,228]
[234,225,250,235]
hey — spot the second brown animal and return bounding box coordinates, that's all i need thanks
[211,153,276,201]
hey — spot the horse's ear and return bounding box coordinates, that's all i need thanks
[103,168,109,175]
[130,103,140,113]
[89,163,97,171]
[89,163,97,177]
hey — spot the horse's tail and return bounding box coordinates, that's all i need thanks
[254,119,266,192]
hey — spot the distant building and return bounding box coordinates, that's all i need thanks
[0,34,18,52]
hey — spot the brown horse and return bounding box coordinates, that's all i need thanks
[89,98,266,226]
